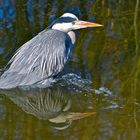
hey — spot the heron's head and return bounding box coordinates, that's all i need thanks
[51,13,103,32]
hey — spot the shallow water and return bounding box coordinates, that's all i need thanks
[0,0,140,140]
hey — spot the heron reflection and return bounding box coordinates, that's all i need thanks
[1,86,95,130]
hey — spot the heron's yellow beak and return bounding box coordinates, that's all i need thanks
[75,20,103,28]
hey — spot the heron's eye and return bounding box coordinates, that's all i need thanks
[72,21,75,25]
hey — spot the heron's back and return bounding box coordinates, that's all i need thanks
[0,29,73,89]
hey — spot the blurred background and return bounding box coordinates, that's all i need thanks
[0,0,140,140]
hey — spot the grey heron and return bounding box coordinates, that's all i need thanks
[0,11,103,89]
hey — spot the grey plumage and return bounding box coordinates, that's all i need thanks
[0,29,73,89]
[0,11,102,89]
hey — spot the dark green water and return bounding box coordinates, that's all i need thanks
[0,0,140,140]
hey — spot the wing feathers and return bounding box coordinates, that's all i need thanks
[0,29,73,88]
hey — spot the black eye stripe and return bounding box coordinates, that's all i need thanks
[48,17,77,29]
[57,17,76,23]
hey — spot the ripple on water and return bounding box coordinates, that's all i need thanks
[57,73,114,96]
[17,73,114,98]
[57,73,120,111]
[57,73,92,93]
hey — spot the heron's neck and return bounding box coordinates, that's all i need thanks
[67,31,76,45]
